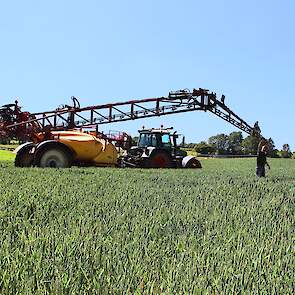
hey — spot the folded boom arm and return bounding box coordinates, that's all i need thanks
[2,88,262,140]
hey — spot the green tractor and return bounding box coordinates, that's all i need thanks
[121,127,202,168]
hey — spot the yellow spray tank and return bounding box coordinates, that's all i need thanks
[14,130,118,168]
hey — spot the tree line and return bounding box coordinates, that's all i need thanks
[185,132,294,158]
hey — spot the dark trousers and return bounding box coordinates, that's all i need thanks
[256,165,265,177]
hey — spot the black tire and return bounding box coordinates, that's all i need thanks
[185,158,202,169]
[15,144,35,167]
[38,147,72,168]
[147,151,172,168]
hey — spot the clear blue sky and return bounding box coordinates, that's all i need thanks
[0,0,294,150]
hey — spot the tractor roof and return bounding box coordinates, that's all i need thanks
[138,127,175,134]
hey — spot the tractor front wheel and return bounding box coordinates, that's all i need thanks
[182,156,202,168]
[38,148,72,168]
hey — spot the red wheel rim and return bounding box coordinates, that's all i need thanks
[152,155,167,168]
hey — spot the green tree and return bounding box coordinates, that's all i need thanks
[184,143,195,149]
[280,144,292,158]
[208,134,229,154]
[194,141,215,154]
[267,138,278,157]
[242,135,260,155]
[228,132,243,154]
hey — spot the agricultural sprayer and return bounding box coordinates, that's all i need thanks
[0,88,264,168]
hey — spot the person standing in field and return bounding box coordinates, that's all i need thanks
[256,145,270,177]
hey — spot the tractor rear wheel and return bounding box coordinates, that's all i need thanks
[147,151,172,168]
[15,144,35,167]
[38,147,72,168]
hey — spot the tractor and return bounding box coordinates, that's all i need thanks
[121,127,202,168]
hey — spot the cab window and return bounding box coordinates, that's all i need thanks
[138,133,158,147]
[161,134,171,148]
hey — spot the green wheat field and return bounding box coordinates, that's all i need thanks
[0,151,294,294]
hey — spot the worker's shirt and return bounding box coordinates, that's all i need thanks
[257,151,267,166]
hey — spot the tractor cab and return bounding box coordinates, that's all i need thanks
[138,128,172,148]
[122,127,201,169]
[137,127,186,156]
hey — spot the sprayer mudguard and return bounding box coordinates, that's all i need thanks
[13,142,34,154]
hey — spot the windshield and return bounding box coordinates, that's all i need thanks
[138,132,173,148]
[138,133,157,147]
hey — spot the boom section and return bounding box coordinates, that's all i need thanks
[6,88,257,136]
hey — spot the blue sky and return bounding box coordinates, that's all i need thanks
[0,0,294,150]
